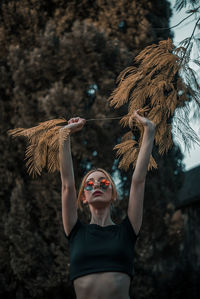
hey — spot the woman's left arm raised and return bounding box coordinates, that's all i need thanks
[127,110,155,235]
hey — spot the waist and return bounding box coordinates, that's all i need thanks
[73,271,131,299]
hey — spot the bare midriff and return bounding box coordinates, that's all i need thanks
[73,271,131,299]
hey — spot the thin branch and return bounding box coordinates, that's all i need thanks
[180,17,200,65]
[86,116,122,122]
[54,116,123,124]
[152,6,200,31]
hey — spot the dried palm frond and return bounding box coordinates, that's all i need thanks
[108,38,200,171]
[8,119,70,177]
[114,139,138,156]
[120,106,150,128]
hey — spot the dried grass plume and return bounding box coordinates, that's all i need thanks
[108,38,200,171]
[8,119,70,177]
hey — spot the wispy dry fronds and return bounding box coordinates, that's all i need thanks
[174,0,200,12]
[8,119,70,177]
[108,38,200,171]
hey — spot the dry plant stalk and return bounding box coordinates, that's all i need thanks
[8,119,70,177]
[108,38,200,171]
[8,38,200,176]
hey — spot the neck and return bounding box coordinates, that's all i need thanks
[89,206,114,226]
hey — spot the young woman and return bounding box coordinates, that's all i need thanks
[59,111,155,299]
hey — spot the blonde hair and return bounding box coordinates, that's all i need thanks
[77,168,118,211]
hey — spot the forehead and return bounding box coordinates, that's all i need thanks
[86,171,107,181]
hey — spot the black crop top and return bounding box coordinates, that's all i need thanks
[65,215,138,282]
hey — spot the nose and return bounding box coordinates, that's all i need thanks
[94,181,100,188]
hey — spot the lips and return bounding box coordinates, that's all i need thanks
[92,191,103,197]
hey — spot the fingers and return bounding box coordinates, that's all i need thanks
[68,117,86,124]
[129,109,155,130]
[129,109,147,129]
[130,109,147,120]
[129,110,140,123]
[68,117,79,124]
[134,110,145,121]
[66,117,86,134]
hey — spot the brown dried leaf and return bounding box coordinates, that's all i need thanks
[8,118,69,177]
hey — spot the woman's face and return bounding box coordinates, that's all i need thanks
[82,171,113,209]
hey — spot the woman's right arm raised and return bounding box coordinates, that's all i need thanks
[59,117,86,236]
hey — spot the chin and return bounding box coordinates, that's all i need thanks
[89,199,110,208]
